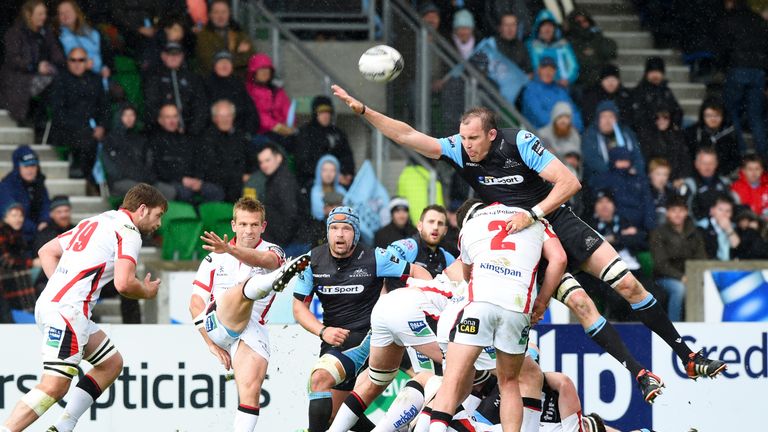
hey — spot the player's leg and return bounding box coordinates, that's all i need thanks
[231,340,268,432]
[518,355,543,432]
[428,343,482,432]
[543,372,583,432]
[495,350,525,432]
[242,254,311,300]
[52,329,123,432]
[583,243,725,379]
[3,374,71,431]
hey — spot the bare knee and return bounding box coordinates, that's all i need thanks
[310,369,336,392]
[567,290,600,323]
[518,359,543,398]
[614,274,646,303]
[37,380,71,401]
[99,352,124,377]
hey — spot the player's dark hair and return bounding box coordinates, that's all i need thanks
[456,198,484,230]
[461,107,498,133]
[233,197,266,222]
[665,195,688,210]
[742,153,764,168]
[419,204,447,222]
[121,183,168,212]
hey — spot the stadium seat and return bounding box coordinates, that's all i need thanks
[636,251,654,278]
[159,201,198,237]
[161,217,204,261]
[112,56,144,115]
[198,201,234,236]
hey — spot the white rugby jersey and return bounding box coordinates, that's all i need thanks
[404,276,460,319]
[37,209,142,318]
[459,204,556,313]
[192,238,285,325]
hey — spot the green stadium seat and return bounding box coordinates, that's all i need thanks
[112,55,144,115]
[159,201,197,237]
[636,251,653,278]
[161,217,204,261]
[198,202,234,234]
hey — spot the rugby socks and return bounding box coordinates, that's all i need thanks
[372,381,425,432]
[55,375,103,432]
[327,392,367,432]
[631,293,694,361]
[560,411,582,432]
[234,404,259,432]
[428,410,452,432]
[585,316,644,377]
[242,272,275,301]
[308,391,333,432]
[522,397,542,432]
[351,415,376,432]
[413,407,432,432]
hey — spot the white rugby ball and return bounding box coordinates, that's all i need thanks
[358,45,404,83]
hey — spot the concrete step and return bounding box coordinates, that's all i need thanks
[578,0,634,15]
[46,179,87,196]
[0,144,60,161]
[605,31,654,50]
[0,110,16,127]
[0,127,34,145]
[620,64,690,83]
[70,196,110,214]
[593,14,641,32]
[0,160,69,179]
[680,99,702,118]
[616,49,682,67]
[668,82,707,101]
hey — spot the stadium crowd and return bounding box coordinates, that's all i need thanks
[1,0,768,325]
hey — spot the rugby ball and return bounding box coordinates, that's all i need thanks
[358,45,404,83]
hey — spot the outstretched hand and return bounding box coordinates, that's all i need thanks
[332,84,365,115]
[201,231,232,254]
[143,272,161,298]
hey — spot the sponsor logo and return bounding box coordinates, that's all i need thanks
[392,406,419,429]
[524,133,532,139]
[204,254,213,263]
[46,328,62,348]
[478,258,522,277]
[447,135,456,147]
[408,320,432,337]
[465,162,480,167]
[316,285,365,295]
[503,159,520,169]
[389,255,400,264]
[483,345,497,360]
[351,268,371,278]
[205,315,217,332]
[414,351,433,369]
[267,245,285,259]
[585,235,599,249]
[458,318,479,334]
[123,224,138,233]
[477,175,524,185]
[391,244,406,258]
[531,139,544,156]
[519,325,530,345]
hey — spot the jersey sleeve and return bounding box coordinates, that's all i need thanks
[374,247,410,278]
[386,238,418,263]
[438,134,464,167]
[292,252,314,301]
[516,130,555,173]
[540,220,557,242]
[442,248,456,267]
[266,244,286,265]
[115,224,141,266]
[192,255,215,303]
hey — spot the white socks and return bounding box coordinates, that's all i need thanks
[243,271,277,301]
[372,384,425,431]
[54,387,94,432]
[234,404,259,432]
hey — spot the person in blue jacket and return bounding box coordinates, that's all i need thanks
[526,9,579,86]
[310,154,348,221]
[0,146,51,243]
[522,56,583,131]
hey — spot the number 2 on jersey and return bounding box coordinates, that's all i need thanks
[66,221,99,252]
[488,220,515,250]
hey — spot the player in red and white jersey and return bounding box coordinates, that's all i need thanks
[428,199,566,432]
[188,198,308,432]
[2,184,166,432]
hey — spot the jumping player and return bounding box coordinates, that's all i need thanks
[292,206,431,432]
[189,198,308,432]
[1,184,166,432]
[332,85,725,402]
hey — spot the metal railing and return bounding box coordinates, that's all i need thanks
[259,0,377,40]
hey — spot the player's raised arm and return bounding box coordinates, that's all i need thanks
[532,234,567,324]
[200,231,282,270]
[332,84,442,159]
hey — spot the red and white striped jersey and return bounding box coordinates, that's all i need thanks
[37,209,142,318]
[459,204,556,313]
[191,238,285,325]
[404,276,459,319]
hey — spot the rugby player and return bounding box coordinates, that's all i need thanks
[332,85,725,403]
[1,184,166,432]
[189,198,309,432]
[292,207,431,432]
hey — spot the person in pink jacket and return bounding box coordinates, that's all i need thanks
[245,53,294,140]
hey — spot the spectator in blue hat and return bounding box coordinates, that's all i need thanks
[526,9,579,86]
[521,56,583,130]
[581,100,645,184]
[0,145,51,244]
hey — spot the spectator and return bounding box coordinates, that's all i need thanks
[682,148,735,221]
[310,155,348,221]
[204,51,260,135]
[521,56,583,130]
[538,101,581,161]
[492,12,532,75]
[526,9,579,86]
[590,147,656,233]
[144,42,208,136]
[717,0,768,158]
[733,208,768,259]
[246,53,293,143]
[648,158,681,225]
[49,47,108,181]
[580,64,633,127]
[697,194,740,260]
[451,9,476,60]
[650,196,707,321]
[479,0,532,41]
[0,146,50,244]
[32,195,73,292]
[630,57,683,138]
[198,100,252,202]
[110,0,160,57]
[683,97,740,177]
[637,104,692,182]
[440,199,461,257]
[293,96,355,190]
[566,9,617,89]
[54,0,112,78]
[0,203,36,315]
[102,104,155,197]
[374,197,417,249]
[0,0,64,126]
[195,0,255,78]
[581,100,645,183]
[257,143,300,249]
[140,14,196,73]
[731,154,768,220]
[149,104,224,203]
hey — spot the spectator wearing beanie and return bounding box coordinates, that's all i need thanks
[581,100,644,183]
[204,51,260,135]
[0,146,51,244]
[451,9,476,60]
[630,56,683,138]
[566,9,617,88]
[538,101,581,161]
[526,9,579,86]
[683,97,740,177]
[522,56,583,130]
[636,103,693,182]
[580,64,633,127]
[374,197,417,249]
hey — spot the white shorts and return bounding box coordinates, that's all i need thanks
[437,301,497,370]
[370,291,437,348]
[205,307,270,361]
[35,302,100,378]
[438,300,530,356]
[406,346,437,373]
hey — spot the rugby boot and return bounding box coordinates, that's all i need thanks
[685,349,726,379]
[45,427,59,432]
[636,369,664,403]
[582,413,606,432]
[272,254,311,292]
